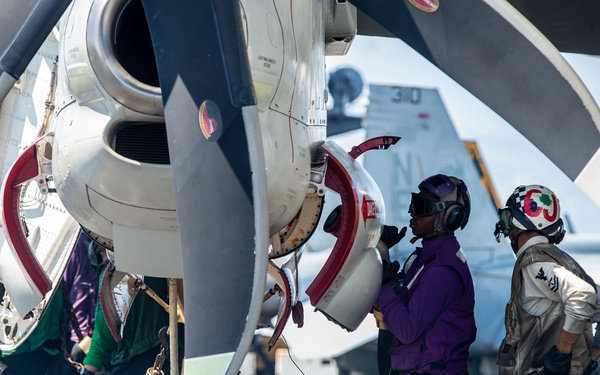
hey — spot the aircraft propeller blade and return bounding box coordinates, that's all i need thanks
[507,0,600,55]
[351,0,600,203]
[141,0,268,373]
[0,0,72,102]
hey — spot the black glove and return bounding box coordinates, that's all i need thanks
[71,341,86,363]
[380,225,407,249]
[583,360,598,375]
[533,346,572,375]
[382,260,400,284]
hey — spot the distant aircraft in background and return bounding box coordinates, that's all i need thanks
[281,70,600,375]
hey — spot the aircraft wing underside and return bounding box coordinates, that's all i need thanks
[354,1,600,56]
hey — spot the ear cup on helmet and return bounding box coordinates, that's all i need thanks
[444,204,466,231]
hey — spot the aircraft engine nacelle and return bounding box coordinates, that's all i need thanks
[49,0,330,277]
[242,0,328,236]
[51,0,182,277]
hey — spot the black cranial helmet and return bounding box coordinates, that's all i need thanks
[409,174,471,231]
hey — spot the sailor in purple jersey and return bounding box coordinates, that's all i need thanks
[0,230,99,375]
[63,231,99,362]
[376,174,476,375]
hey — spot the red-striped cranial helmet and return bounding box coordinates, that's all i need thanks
[497,184,565,244]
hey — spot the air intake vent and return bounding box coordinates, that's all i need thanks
[114,122,170,164]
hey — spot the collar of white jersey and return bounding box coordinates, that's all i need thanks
[516,235,549,258]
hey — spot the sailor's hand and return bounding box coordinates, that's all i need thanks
[382,260,400,285]
[380,225,407,249]
[591,347,600,361]
[372,306,387,330]
[533,346,571,375]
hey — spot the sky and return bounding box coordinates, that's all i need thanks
[324,35,600,234]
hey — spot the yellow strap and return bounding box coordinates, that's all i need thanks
[373,307,387,330]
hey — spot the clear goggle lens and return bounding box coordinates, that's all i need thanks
[494,209,513,242]
[500,210,512,233]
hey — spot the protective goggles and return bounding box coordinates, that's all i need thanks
[408,192,450,217]
[493,209,512,242]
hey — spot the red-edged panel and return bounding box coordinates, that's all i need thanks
[268,267,293,349]
[1,141,51,296]
[99,262,123,343]
[305,144,359,305]
[348,136,401,160]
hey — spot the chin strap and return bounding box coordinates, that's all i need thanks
[507,226,524,254]
[411,213,450,244]
[410,230,441,244]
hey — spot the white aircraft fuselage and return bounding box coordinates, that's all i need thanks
[51,0,332,277]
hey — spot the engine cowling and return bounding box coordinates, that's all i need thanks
[52,0,181,277]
